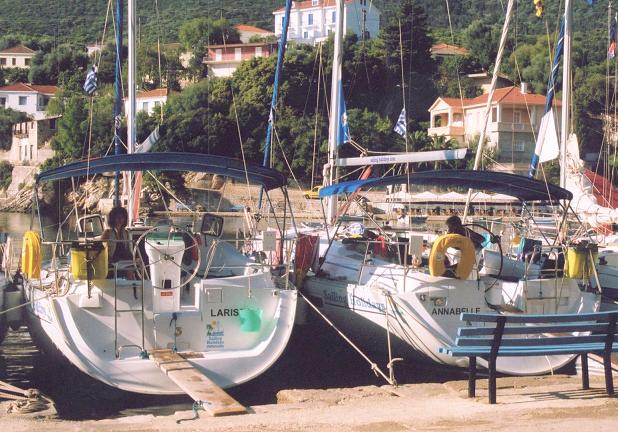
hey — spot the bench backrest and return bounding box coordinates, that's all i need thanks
[456,311,618,349]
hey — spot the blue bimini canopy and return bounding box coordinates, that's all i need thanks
[36,152,287,191]
[319,170,572,202]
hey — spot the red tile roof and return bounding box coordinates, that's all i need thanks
[137,88,168,98]
[235,24,272,34]
[0,83,58,94]
[431,43,469,56]
[0,45,35,55]
[432,86,560,110]
[275,0,353,13]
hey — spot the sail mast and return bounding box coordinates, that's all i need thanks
[462,0,514,220]
[114,0,123,207]
[560,0,572,189]
[127,0,136,224]
[326,0,345,224]
[258,0,293,210]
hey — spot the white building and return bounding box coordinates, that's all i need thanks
[126,88,169,116]
[0,45,36,69]
[273,0,380,45]
[0,83,58,120]
[205,42,277,78]
[427,85,561,174]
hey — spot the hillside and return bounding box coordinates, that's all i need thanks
[0,1,611,46]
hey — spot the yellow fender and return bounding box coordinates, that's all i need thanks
[21,231,41,279]
[429,234,475,279]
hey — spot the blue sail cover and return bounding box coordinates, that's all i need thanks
[318,170,572,202]
[36,152,287,191]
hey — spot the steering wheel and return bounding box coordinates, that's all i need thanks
[463,223,504,291]
[132,223,202,290]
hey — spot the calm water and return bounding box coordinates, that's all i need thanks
[0,212,471,420]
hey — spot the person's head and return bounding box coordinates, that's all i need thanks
[108,206,128,229]
[446,215,462,232]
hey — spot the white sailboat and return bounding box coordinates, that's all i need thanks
[298,0,600,376]
[19,0,297,397]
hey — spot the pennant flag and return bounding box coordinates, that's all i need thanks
[337,81,350,146]
[609,15,617,59]
[393,108,407,136]
[83,65,97,95]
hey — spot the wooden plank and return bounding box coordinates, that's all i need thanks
[150,349,247,417]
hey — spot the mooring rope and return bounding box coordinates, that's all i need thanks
[297,290,395,385]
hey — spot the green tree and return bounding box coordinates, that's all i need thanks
[28,44,89,87]
[0,108,28,150]
[465,20,499,72]
[0,161,12,190]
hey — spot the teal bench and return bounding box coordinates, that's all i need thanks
[439,311,618,404]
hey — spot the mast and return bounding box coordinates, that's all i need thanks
[326,0,345,224]
[560,0,572,189]
[258,0,293,210]
[463,0,515,220]
[127,0,136,224]
[113,0,123,207]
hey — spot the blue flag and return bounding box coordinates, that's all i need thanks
[337,81,350,146]
[83,66,97,95]
[393,108,406,136]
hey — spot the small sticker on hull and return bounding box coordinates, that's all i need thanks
[206,320,225,349]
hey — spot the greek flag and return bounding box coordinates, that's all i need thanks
[393,108,406,136]
[83,66,97,95]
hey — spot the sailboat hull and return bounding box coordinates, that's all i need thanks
[304,269,599,375]
[25,270,296,395]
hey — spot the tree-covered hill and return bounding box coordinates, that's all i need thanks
[0,0,612,45]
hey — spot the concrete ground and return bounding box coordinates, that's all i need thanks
[1,374,617,431]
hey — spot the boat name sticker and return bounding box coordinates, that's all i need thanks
[323,289,386,313]
[33,301,52,323]
[206,320,225,349]
[431,307,481,316]
[210,308,239,317]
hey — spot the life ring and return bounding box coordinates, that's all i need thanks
[429,234,475,279]
[21,231,41,279]
[190,233,202,262]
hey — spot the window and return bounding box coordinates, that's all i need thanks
[19,96,27,105]
[12,58,16,66]
[235,47,242,61]
[308,13,314,25]
[142,102,148,111]
[513,110,522,124]
[24,58,30,66]
[154,101,161,108]
[491,107,497,122]
[303,31,308,39]
[312,0,319,5]
[0,97,5,107]
[332,11,336,23]
[255,46,263,57]
[514,142,525,152]
[0,58,6,66]
[215,49,222,61]
[49,118,56,130]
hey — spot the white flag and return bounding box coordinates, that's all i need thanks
[535,110,559,163]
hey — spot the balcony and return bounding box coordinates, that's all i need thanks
[427,125,465,138]
[487,122,533,133]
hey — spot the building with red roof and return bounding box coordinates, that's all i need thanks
[0,83,59,120]
[235,24,274,43]
[273,0,380,45]
[427,85,561,173]
[0,45,36,69]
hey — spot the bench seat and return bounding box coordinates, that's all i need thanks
[439,311,618,404]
